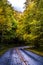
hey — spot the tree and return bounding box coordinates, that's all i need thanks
[21,0,43,47]
[0,0,17,44]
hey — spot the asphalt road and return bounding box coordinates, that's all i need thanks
[0,48,43,65]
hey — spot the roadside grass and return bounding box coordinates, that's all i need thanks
[0,46,9,56]
[0,44,17,56]
[25,46,43,56]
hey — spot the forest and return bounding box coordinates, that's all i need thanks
[0,0,43,52]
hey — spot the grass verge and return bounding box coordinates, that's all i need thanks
[0,47,9,56]
[25,46,43,56]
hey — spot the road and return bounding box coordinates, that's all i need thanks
[0,48,43,65]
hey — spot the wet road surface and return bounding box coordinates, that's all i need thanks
[0,48,43,65]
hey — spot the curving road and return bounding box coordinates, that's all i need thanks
[0,48,43,65]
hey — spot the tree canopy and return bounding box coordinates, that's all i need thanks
[0,0,43,47]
